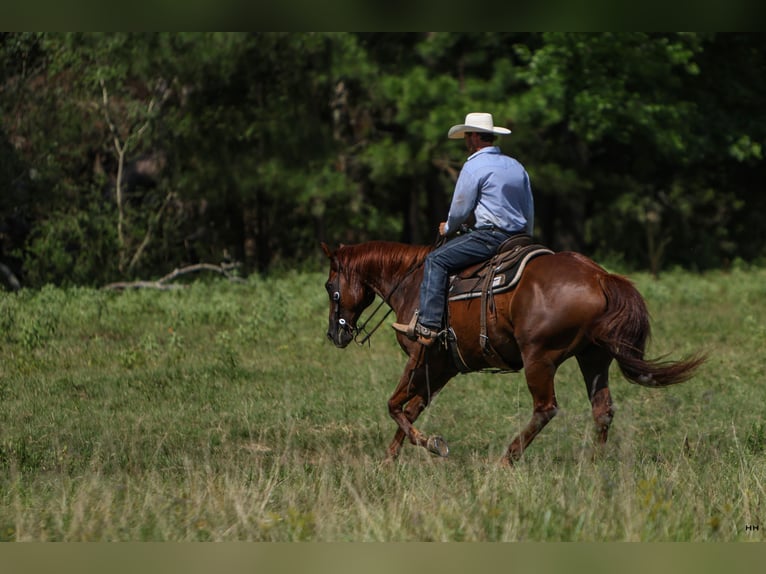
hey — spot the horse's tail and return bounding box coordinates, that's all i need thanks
[591,273,705,387]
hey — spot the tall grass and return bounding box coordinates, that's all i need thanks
[0,267,764,541]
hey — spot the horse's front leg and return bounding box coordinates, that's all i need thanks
[386,375,430,456]
[385,354,453,461]
[386,400,421,460]
[386,395,432,460]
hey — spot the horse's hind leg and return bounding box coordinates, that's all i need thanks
[576,346,614,444]
[503,356,559,465]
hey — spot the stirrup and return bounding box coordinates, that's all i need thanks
[392,311,442,347]
[392,310,420,339]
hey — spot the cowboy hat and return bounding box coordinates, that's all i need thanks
[447,112,511,139]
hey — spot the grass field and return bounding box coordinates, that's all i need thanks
[0,265,764,541]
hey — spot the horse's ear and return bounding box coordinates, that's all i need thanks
[320,242,333,259]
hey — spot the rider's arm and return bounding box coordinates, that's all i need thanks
[443,169,479,236]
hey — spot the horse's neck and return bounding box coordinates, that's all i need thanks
[352,242,427,312]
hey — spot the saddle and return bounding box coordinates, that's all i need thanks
[446,234,554,372]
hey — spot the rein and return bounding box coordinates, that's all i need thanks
[354,233,445,345]
[353,301,394,346]
[353,258,424,346]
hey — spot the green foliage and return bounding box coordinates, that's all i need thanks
[20,188,120,286]
[2,33,766,286]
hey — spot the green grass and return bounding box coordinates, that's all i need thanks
[0,267,765,541]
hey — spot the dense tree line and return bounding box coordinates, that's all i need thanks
[1,32,764,288]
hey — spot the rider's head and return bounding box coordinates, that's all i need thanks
[447,112,510,154]
[464,132,496,153]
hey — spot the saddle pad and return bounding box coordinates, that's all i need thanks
[448,245,553,302]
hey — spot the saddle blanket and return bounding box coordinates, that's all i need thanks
[448,235,554,302]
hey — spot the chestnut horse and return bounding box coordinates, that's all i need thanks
[321,240,704,465]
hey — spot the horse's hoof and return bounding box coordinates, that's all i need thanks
[381,454,398,466]
[426,435,450,457]
[500,452,521,467]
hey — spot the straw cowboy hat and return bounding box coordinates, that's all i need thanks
[447,112,511,139]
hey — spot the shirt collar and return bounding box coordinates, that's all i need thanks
[466,146,500,161]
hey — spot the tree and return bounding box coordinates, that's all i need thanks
[2,33,766,287]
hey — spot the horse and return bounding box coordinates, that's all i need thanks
[321,240,705,465]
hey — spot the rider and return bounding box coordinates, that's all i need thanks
[392,112,534,347]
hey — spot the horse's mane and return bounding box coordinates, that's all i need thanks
[336,241,431,280]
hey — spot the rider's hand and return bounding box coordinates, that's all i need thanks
[438,222,448,236]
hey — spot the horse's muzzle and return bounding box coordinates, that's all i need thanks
[327,325,354,348]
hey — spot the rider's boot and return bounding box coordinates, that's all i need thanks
[392,311,438,347]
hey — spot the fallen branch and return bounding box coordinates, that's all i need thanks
[104,262,245,291]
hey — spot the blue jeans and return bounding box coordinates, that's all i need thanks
[418,228,511,330]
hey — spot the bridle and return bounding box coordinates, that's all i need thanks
[327,263,355,340]
[328,255,425,346]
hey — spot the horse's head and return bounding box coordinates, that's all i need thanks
[321,242,375,348]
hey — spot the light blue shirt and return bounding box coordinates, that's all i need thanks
[444,146,534,236]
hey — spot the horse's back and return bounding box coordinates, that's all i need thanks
[523,251,607,284]
[509,252,610,345]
